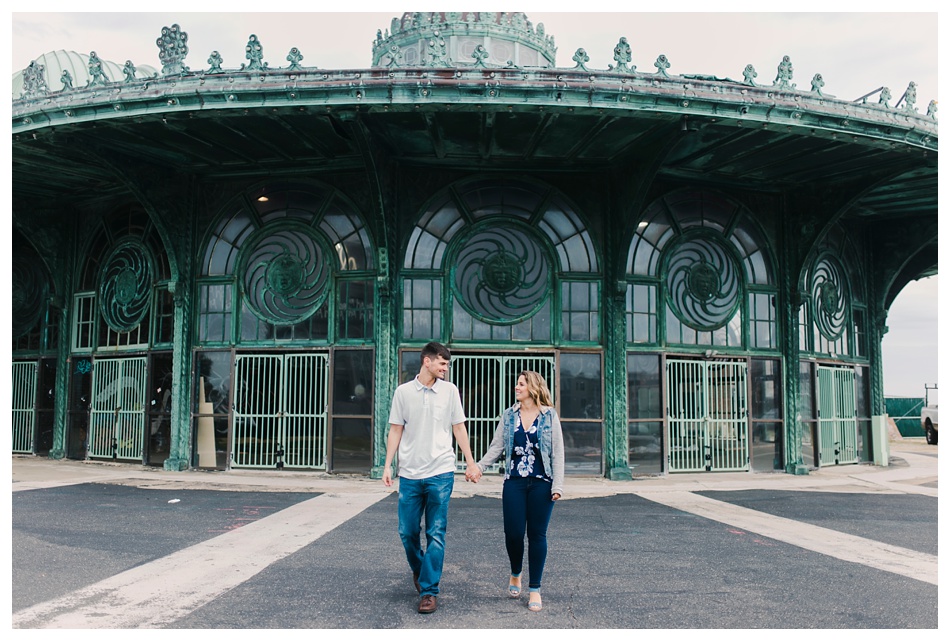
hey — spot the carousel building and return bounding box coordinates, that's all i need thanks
[11,12,937,478]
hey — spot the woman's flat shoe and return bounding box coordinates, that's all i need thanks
[528,594,542,611]
[508,576,521,597]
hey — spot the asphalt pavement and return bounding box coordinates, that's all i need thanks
[9,438,940,630]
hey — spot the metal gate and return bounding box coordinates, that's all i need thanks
[450,354,556,471]
[232,353,329,469]
[89,357,148,460]
[817,365,858,466]
[666,359,749,472]
[12,361,38,453]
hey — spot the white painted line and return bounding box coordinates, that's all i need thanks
[12,491,391,629]
[636,490,937,586]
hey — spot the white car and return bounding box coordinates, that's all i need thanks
[921,405,938,445]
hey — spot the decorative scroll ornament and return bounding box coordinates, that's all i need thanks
[157,24,190,76]
[665,234,741,331]
[654,54,671,78]
[12,255,49,338]
[20,61,49,98]
[123,60,137,83]
[242,34,268,71]
[611,37,634,73]
[238,226,331,325]
[742,64,758,86]
[773,55,794,89]
[811,254,848,340]
[452,225,551,324]
[87,52,108,86]
[98,241,153,332]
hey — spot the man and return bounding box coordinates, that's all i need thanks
[383,341,481,614]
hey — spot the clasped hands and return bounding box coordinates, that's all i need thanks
[464,463,482,483]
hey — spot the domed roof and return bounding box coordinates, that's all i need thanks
[372,11,556,68]
[12,50,158,99]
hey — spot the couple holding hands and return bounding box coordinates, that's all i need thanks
[383,342,565,614]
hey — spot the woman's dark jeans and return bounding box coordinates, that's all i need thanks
[502,476,556,589]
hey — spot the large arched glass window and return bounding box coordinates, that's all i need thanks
[402,178,599,344]
[71,205,172,353]
[625,189,777,350]
[799,224,867,359]
[196,182,375,345]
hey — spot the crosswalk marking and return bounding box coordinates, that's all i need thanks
[12,491,390,629]
[635,490,937,585]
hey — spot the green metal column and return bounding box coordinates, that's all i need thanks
[371,247,395,479]
[49,268,73,460]
[605,279,632,480]
[782,210,808,475]
[163,195,196,472]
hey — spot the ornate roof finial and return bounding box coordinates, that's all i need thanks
[123,61,137,83]
[472,44,490,68]
[810,73,824,96]
[426,30,451,67]
[157,24,190,76]
[572,48,590,71]
[901,81,918,112]
[286,47,304,71]
[654,54,671,78]
[207,51,224,74]
[773,55,794,89]
[20,60,49,98]
[878,87,892,108]
[742,64,758,86]
[242,34,268,71]
[385,44,403,68]
[87,51,108,86]
[926,100,937,120]
[60,69,74,91]
[611,37,634,73]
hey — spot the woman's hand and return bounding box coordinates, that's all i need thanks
[552,492,561,501]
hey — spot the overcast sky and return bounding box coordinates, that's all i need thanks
[8,4,943,398]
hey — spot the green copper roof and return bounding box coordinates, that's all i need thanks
[371,11,557,68]
[12,49,158,99]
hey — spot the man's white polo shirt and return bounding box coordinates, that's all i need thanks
[388,376,466,479]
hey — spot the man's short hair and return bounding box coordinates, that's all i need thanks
[421,341,451,364]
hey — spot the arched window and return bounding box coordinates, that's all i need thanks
[402,178,599,344]
[800,224,867,359]
[71,205,172,353]
[196,182,375,345]
[625,189,777,350]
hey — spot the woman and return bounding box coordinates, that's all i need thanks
[474,370,564,612]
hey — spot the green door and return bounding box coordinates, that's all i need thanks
[89,357,148,460]
[817,365,858,466]
[450,353,556,471]
[666,359,749,472]
[232,353,329,469]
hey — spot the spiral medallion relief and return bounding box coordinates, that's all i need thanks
[665,235,741,331]
[453,226,550,323]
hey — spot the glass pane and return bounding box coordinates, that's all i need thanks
[332,417,372,473]
[333,350,374,416]
[854,366,870,418]
[562,420,602,474]
[751,358,782,419]
[627,353,661,419]
[559,353,602,419]
[628,420,662,475]
[400,350,422,384]
[800,420,816,468]
[194,351,232,415]
[751,422,783,471]
[798,361,815,420]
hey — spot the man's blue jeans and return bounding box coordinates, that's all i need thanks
[397,471,455,597]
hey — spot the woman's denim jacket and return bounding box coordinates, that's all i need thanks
[476,402,565,496]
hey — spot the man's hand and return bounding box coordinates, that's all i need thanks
[465,463,482,483]
[382,467,393,487]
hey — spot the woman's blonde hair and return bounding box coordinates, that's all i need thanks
[518,370,553,408]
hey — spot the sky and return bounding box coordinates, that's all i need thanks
[7,3,943,398]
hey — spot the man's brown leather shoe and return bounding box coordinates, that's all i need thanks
[412,573,421,594]
[418,595,437,613]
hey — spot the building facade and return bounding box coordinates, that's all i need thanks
[11,12,938,478]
